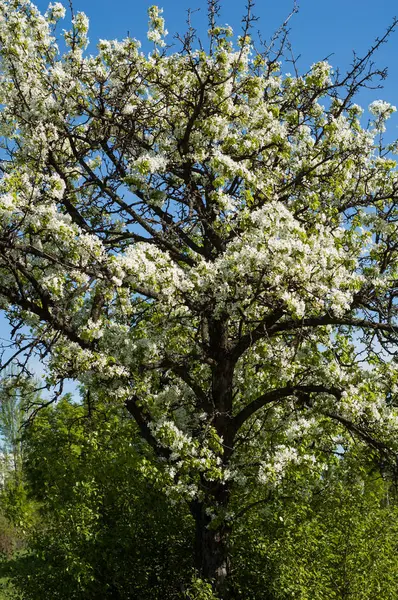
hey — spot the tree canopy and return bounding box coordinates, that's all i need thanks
[0,0,398,595]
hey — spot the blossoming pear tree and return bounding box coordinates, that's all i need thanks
[1,0,398,594]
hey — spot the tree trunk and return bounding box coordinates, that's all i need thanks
[191,491,232,598]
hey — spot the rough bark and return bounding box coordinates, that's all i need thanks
[191,488,232,598]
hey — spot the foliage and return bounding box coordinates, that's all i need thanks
[0,373,44,599]
[184,577,220,600]
[232,453,398,600]
[9,395,193,600]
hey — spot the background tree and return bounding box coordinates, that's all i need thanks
[0,371,40,599]
[8,394,192,600]
[0,369,39,475]
[0,0,398,595]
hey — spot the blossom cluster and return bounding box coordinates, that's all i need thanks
[0,0,397,505]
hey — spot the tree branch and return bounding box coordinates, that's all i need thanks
[232,384,342,434]
[124,395,171,460]
[321,409,393,454]
[232,313,398,362]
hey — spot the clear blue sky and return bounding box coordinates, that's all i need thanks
[2,0,398,378]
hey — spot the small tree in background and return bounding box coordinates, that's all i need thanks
[0,0,398,594]
[0,371,38,579]
[0,369,38,475]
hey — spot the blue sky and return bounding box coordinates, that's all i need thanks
[1,0,398,383]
